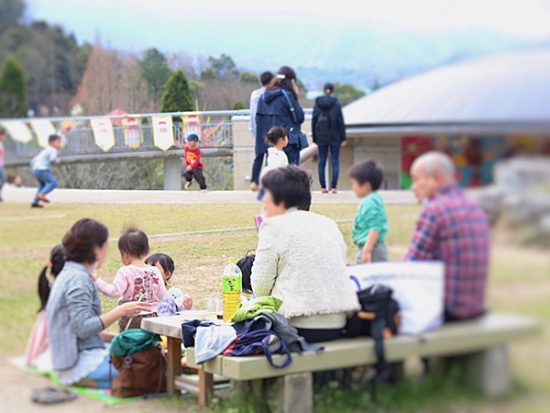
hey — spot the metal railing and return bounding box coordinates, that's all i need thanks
[3,108,313,164]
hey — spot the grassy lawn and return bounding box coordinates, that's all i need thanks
[1,200,548,412]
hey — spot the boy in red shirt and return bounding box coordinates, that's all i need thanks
[183,134,207,190]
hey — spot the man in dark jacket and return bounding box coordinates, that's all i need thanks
[253,81,304,180]
[312,83,346,193]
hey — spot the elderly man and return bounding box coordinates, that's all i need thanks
[406,151,490,322]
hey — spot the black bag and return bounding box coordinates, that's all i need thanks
[346,284,400,382]
[315,108,332,145]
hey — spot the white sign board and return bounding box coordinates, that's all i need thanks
[0,120,33,143]
[90,117,115,151]
[152,115,174,151]
[29,119,56,148]
[348,261,444,335]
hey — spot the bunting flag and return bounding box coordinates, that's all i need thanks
[152,115,174,151]
[29,119,56,148]
[90,117,115,151]
[0,120,33,143]
[122,116,142,149]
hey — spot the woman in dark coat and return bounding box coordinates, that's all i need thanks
[251,66,304,187]
[312,82,346,193]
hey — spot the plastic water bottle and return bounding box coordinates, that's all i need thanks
[222,257,242,322]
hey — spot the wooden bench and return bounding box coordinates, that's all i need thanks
[142,313,539,412]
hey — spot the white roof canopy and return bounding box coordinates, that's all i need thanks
[343,49,550,135]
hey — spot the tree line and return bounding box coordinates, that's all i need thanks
[0,0,366,119]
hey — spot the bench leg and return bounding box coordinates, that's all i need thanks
[166,337,182,396]
[283,373,313,413]
[198,370,214,407]
[464,345,510,397]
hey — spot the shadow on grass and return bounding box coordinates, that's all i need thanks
[158,365,529,413]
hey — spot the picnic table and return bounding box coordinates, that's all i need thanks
[142,312,539,412]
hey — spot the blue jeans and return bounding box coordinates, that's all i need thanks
[33,169,57,201]
[85,352,118,389]
[317,142,341,189]
[0,166,7,195]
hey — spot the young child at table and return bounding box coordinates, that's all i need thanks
[146,252,193,309]
[258,126,289,201]
[183,133,207,190]
[25,245,66,367]
[94,227,166,331]
[349,160,389,264]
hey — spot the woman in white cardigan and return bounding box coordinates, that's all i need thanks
[251,166,359,342]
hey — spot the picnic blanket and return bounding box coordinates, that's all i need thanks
[9,356,162,405]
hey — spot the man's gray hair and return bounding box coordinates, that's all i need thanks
[411,151,456,178]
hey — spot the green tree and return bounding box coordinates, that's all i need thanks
[160,69,193,113]
[201,54,238,80]
[232,101,245,110]
[140,48,172,103]
[239,71,257,84]
[0,55,28,117]
[332,82,365,106]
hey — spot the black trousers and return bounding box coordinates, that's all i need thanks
[183,168,207,189]
[296,328,342,343]
[250,152,265,185]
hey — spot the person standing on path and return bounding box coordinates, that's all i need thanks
[249,71,274,191]
[253,66,304,189]
[312,82,346,193]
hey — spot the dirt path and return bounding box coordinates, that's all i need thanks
[0,360,174,413]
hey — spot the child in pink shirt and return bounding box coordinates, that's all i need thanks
[94,227,166,331]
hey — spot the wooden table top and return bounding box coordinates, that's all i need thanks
[141,310,211,338]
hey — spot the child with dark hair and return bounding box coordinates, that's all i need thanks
[145,253,175,286]
[349,160,388,264]
[256,126,289,203]
[236,253,255,296]
[183,133,207,190]
[25,245,66,366]
[94,226,166,331]
[30,134,62,208]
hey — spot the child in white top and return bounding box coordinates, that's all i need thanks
[255,127,290,227]
[93,227,166,331]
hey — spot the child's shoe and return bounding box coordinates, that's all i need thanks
[250,182,259,192]
[321,188,329,194]
[31,202,44,208]
[331,188,338,194]
[38,194,50,203]
[184,181,192,190]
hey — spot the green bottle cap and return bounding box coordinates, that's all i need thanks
[228,257,236,264]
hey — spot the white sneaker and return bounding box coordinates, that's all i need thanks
[184,181,192,190]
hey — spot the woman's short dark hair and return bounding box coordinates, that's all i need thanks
[348,160,384,191]
[261,165,312,211]
[265,126,287,146]
[145,253,175,276]
[324,82,335,94]
[260,71,274,86]
[62,218,109,263]
[118,226,150,258]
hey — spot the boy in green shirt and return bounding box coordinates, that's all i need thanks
[349,160,388,263]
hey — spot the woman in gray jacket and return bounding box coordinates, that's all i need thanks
[47,218,150,388]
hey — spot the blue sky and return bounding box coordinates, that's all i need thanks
[25,0,550,87]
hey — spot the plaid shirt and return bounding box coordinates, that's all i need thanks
[406,184,490,320]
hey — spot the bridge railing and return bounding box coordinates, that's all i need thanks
[6,110,246,161]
